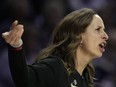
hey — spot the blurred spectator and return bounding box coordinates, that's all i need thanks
[67,0,108,11]
[1,0,116,87]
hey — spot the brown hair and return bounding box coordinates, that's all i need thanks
[36,8,96,87]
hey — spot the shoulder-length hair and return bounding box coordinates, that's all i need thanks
[36,8,96,66]
[36,8,96,87]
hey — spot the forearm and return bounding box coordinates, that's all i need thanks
[8,45,30,87]
[2,20,36,87]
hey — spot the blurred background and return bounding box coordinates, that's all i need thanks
[0,0,116,87]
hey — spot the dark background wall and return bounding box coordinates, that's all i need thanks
[0,0,116,87]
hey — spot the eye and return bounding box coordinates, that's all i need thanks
[95,28,101,32]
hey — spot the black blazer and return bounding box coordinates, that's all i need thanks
[8,45,90,87]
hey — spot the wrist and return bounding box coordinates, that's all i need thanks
[11,39,23,48]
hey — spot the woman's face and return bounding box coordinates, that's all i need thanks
[81,14,108,59]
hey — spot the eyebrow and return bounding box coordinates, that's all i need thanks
[97,26,105,30]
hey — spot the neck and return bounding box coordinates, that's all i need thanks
[75,48,92,76]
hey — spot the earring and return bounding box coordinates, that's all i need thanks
[80,41,83,47]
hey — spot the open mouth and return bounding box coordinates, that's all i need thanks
[99,42,106,52]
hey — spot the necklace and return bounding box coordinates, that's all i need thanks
[71,79,78,87]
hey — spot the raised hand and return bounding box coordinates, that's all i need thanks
[2,20,24,47]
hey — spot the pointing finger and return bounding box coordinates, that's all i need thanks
[10,20,18,30]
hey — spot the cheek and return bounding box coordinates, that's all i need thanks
[82,32,100,48]
[83,35,98,49]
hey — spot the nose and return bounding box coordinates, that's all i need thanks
[102,31,109,40]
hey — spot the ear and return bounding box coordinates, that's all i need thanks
[79,34,84,47]
[80,33,84,42]
[80,32,86,41]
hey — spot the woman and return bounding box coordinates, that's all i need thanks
[2,8,108,87]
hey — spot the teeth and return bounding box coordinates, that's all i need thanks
[99,42,106,48]
[99,44,104,48]
[101,43,104,47]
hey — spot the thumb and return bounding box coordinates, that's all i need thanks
[2,32,9,38]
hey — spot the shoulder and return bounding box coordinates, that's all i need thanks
[30,56,67,80]
[34,56,64,71]
[30,55,65,71]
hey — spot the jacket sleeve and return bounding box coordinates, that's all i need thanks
[8,45,61,87]
[8,45,36,87]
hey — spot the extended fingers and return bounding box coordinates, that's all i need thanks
[7,24,24,44]
[10,27,24,46]
[2,20,24,46]
[10,20,18,30]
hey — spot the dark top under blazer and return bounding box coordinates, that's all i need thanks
[8,45,89,87]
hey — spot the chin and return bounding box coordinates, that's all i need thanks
[95,53,103,58]
[93,52,103,59]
